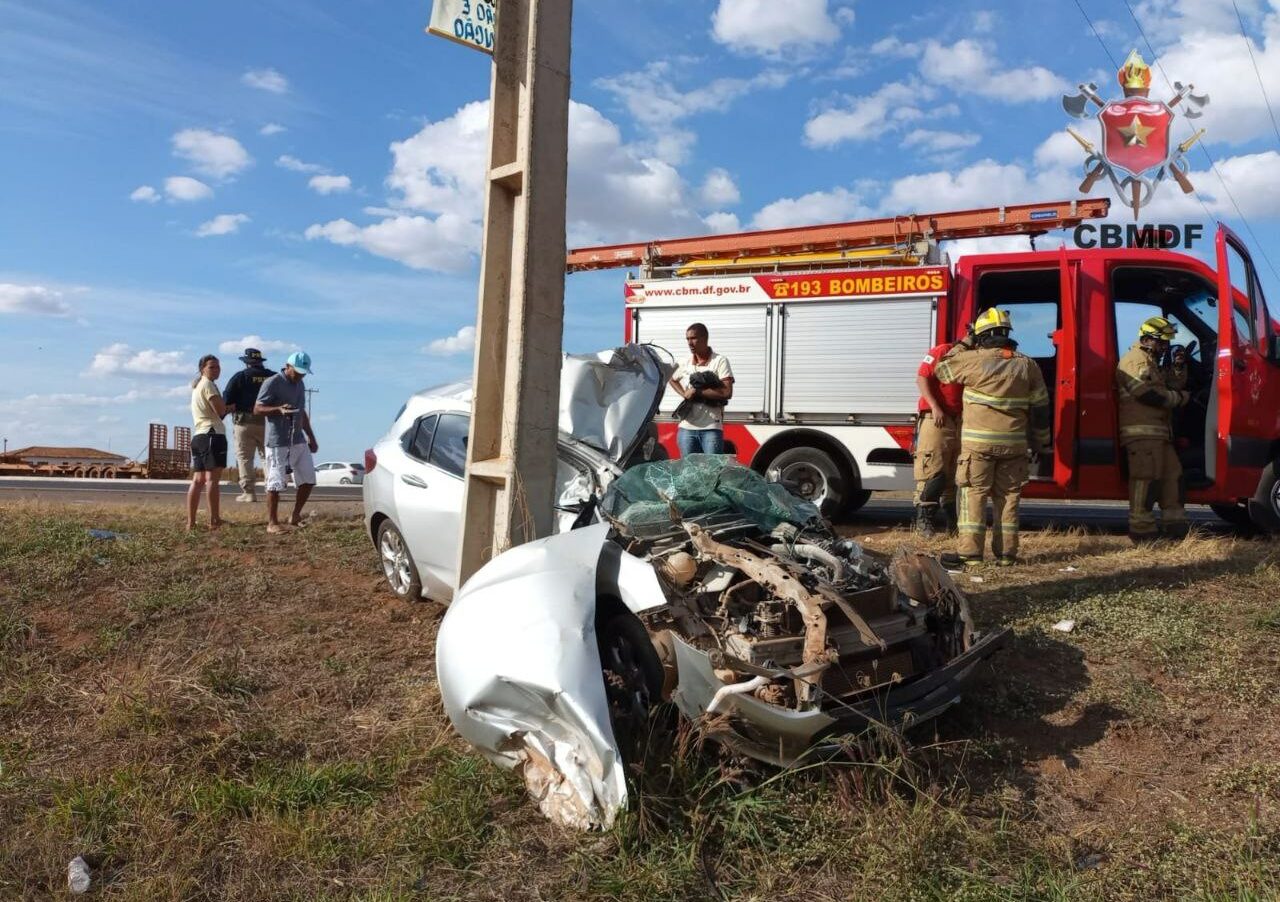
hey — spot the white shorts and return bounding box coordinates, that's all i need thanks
[265,444,316,491]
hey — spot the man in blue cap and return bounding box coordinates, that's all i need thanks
[254,351,319,533]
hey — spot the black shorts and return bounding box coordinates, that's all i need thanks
[191,432,228,471]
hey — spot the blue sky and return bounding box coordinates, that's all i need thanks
[3,0,1279,463]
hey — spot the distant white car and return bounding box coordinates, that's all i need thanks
[361,344,669,602]
[315,461,365,485]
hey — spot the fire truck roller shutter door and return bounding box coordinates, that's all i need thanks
[633,305,768,419]
[781,298,934,416]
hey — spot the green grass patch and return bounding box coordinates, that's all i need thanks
[196,760,394,817]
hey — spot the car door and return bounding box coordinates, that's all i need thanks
[1214,225,1272,495]
[396,412,468,597]
[392,414,447,597]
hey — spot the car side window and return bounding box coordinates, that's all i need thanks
[403,415,438,462]
[428,413,469,478]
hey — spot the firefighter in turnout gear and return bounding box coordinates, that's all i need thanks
[1115,315,1191,542]
[936,308,1051,565]
[913,340,964,537]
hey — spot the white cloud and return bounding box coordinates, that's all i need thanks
[425,325,476,356]
[972,10,997,33]
[307,99,713,271]
[260,122,286,136]
[195,213,250,237]
[164,175,213,202]
[1034,130,1087,170]
[1151,22,1280,144]
[87,343,190,377]
[0,283,71,317]
[711,0,843,58]
[305,215,481,272]
[217,335,298,357]
[276,154,326,174]
[595,62,790,162]
[751,187,870,229]
[901,129,982,154]
[309,174,352,195]
[699,168,741,207]
[870,36,922,58]
[171,128,252,179]
[242,67,289,94]
[920,39,1070,102]
[703,211,742,233]
[804,82,928,148]
[130,185,160,203]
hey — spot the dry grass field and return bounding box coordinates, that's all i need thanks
[1,501,1278,900]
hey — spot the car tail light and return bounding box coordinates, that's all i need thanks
[364,448,377,473]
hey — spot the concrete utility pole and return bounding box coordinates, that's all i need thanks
[456,0,573,584]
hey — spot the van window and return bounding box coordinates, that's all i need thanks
[974,269,1060,359]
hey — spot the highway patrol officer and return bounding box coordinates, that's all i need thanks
[936,308,1051,565]
[222,348,277,502]
[1115,316,1190,542]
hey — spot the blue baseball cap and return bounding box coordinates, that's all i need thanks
[286,351,312,375]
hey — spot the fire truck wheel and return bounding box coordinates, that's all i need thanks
[1246,461,1280,533]
[1209,501,1253,529]
[844,489,872,514]
[766,446,850,517]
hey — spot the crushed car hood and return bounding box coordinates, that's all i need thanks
[558,344,670,466]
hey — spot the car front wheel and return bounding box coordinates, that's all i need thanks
[340,477,352,485]
[377,521,423,600]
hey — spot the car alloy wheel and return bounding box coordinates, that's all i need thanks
[340,477,352,484]
[377,522,421,599]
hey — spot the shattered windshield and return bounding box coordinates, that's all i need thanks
[600,455,822,533]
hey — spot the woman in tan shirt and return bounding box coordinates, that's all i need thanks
[188,354,229,530]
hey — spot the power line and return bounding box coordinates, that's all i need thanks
[1232,0,1280,147]
[1073,0,1119,70]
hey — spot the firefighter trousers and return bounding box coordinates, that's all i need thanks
[913,412,959,507]
[1123,439,1185,538]
[955,446,1029,561]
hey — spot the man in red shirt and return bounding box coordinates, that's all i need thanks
[914,340,965,536]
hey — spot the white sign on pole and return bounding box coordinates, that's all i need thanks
[427,0,498,55]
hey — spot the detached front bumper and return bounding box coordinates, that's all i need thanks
[670,628,1011,765]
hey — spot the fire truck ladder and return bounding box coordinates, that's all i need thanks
[565,197,1110,275]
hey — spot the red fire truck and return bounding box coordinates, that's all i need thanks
[566,197,1280,532]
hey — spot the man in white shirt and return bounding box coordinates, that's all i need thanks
[668,322,735,456]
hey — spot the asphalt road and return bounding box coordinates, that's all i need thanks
[852,496,1223,534]
[0,477,363,509]
[0,477,1229,534]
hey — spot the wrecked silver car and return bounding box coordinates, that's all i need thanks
[436,456,1008,829]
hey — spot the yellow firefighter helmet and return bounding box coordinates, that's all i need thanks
[1139,315,1177,342]
[973,307,1012,335]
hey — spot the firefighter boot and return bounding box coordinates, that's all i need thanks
[942,500,958,536]
[913,503,938,538]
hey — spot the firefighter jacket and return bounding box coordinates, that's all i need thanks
[1115,342,1189,444]
[936,343,1051,452]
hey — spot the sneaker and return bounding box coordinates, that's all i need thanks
[235,492,257,503]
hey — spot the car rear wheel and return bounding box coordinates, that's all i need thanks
[766,446,849,518]
[377,521,423,600]
[340,477,352,485]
